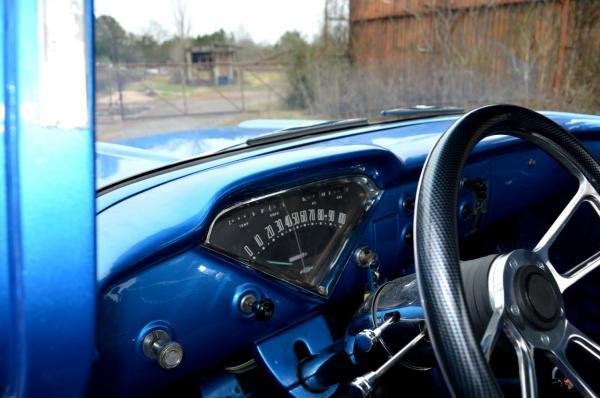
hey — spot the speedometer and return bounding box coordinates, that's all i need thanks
[204,177,381,295]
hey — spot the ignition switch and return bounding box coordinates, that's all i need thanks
[240,293,275,321]
[355,246,380,293]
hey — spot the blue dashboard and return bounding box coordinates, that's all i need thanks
[93,113,600,397]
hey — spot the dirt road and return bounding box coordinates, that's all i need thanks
[97,87,284,141]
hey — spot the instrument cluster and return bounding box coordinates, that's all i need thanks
[204,176,381,295]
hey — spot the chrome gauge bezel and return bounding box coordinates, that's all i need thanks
[203,176,382,297]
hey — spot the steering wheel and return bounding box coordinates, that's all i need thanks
[414,105,600,397]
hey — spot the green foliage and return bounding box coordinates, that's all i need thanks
[191,29,233,47]
[96,15,169,63]
[276,31,313,108]
[95,15,230,64]
[95,15,127,62]
[276,30,350,110]
[129,34,170,63]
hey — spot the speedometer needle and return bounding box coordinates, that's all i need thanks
[289,252,308,263]
[266,260,293,266]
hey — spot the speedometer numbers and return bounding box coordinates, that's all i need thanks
[204,177,380,295]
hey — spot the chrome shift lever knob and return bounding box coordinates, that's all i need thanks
[354,316,395,353]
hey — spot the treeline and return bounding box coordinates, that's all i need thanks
[95,15,234,64]
[93,13,334,110]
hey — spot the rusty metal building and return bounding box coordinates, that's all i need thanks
[349,0,599,105]
[186,44,236,86]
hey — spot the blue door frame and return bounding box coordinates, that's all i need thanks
[0,0,96,396]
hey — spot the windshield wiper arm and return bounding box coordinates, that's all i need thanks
[220,108,460,153]
[245,118,369,147]
[380,105,464,119]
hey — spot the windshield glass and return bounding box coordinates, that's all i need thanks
[95,0,599,188]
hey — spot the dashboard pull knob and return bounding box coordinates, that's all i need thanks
[142,329,183,369]
[252,298,275,321]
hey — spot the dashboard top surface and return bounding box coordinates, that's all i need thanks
[97,111,600,209]
[96,111,600,290]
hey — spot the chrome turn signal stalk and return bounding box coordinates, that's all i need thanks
[348,330,426,397]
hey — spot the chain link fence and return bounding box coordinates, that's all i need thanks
[96,62,289,140]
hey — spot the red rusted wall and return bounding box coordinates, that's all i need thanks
[349,0,598,106]
[350,0,563,68]
[350,0,531,22]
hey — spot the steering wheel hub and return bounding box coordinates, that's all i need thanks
[513,264,562,331]
[489,250,567,346]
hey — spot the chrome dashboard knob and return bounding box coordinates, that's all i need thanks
[142,329,183,369]
[240,293,275,321]
[252,298,275,321]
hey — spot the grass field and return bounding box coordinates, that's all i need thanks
[99,67,287,100]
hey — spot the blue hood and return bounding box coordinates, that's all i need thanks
[96,112,600,189]
[97,119,324,187]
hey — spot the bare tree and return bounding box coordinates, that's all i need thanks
[173,0,191,47]
[144,20,169,43]
[172,0,191,113]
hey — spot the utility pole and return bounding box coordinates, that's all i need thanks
[323,0,329,42]
[323,0,350,42]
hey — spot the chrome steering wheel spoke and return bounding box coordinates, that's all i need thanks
[545,321,600,398]
[481,308,504,361]
[505,319,538,398]
[558,252,600,293]
[483,253,542,397]
[534,178,600,293]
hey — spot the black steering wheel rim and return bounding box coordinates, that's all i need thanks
[413,104,600,397]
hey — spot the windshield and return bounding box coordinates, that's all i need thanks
[95,0,599,188]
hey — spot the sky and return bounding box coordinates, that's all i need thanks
[94,0,327,44]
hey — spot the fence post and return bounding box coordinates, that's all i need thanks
[240,66,246,111]
[181,66,189,115]
[116,64,125,121]
[107,64,113,110]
